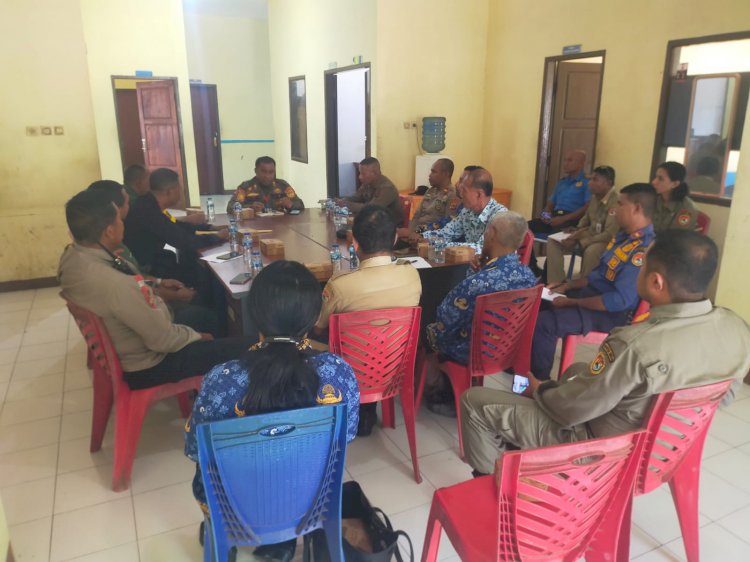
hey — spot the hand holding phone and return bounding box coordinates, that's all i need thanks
[512,374,530,394]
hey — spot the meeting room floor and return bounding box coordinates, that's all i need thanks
[2,287,750,561]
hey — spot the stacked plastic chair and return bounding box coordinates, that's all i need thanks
[421,430,646,561]
[64,296,201,491]
[516,230,535,266]
[329,306,423,482]
[197,404,348,562]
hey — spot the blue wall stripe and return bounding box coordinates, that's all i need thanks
[220,139,275,144]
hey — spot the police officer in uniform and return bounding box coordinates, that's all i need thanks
[651,161,698,232]
[533,183,658,380]
[226,156,304,213]
[399,158,459,236]
[313,205,422,435]
[461,229,750,476]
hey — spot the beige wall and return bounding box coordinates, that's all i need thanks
[0,0,100,282]
[183,10,275,189]
[267,0,377,204]
[79,0,201,205]
[375,0,489,192]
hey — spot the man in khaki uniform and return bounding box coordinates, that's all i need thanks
[59,190,253,390]
[545,165,620,284]
[461,230,750,475]
[336,157,404,225]
[314,205,422,435]
[398,158,458,235]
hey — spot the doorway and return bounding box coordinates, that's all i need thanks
[112,76,190,208]
[190,83,225,195]
[324,63,371,198]
[533,52,606,216]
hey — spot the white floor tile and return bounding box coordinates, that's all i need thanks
[0,443,58,488]
[383,416,457,460]
[629,524,663,558]
[702,434,733,459]
[0,415,61,455]
[50,497,136,562]
[138,524,203,562]
[721,396,750,424]
[60,410,94,442]
[63,369,92,391]
[0,347,19,366]
[703,448,750,495]
[0,311,30,331]
[697,469,750,521]
[387,502,459,561]
[130,448,196,495]
[9,516,52,562]
[662,520,750,561]
[5,373,64,402]
[54,464,127,514]
[11,356,67,380]
[2,476,55,525]
[133,480,203,538]
[707,411,750,447]
[354,464,436,516]
[65,352,89,373]
[0,393,62,426]
[62,388,94,414]
[416,449,472,490]
[634,546,683,560]
[0,300,32,314]
[61,542,140,562]
[25,315,69,335]
[57,436,113,474]
[631,487,709,545]
[345,426,409,477]
[16,341,69,363]
[0,363,12,383]
[0,332,23,351]
[21,327,68,346]
[717,504,750,545]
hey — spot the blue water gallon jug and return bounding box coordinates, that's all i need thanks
[422,116,446,153]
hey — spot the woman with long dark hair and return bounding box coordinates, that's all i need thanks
[184,261,359,561]
[651,161,698,232]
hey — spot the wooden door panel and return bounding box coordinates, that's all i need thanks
[140,88,175,120]
[144,125,180,167]
[562,71,602,120]
[115,89,145,167]
[190,84,224,195]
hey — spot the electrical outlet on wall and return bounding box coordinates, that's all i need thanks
[54,126,64,135]
[41,126,52,136]
[26,126,39,136]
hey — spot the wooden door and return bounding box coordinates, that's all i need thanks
[190,84,224,195]
[136,80,187,208]
[546,62,602,201]
[115,89,145,168]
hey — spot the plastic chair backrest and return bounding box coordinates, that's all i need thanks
[399,195,412,228]
[64,296,125,395]
[495,430,646,561]
[468,285,543,377]
[329,307,421,401]
[696,211,711,235]
[636,379,733,495]
[516,230,534,266]
[197,404,348,550]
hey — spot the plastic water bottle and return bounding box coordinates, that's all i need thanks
[326,199,335,219]
[433,236,446,264]
[233,201,243,223]
[251,248,263,276]
[333,205,342,228]
[228,222,239,254]
[242,235,253,272]
[206,197,215,222]
[341,206,350,226]
[348,244,358,270]
[330,244,342,272]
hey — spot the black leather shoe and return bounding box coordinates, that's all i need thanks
[254,539,297,562]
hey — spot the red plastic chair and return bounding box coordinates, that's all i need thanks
[696,211,711,235]
[64,297,202,491]
[616,379,734,562]
[516,230,534,266]
[328,306,422,483]
[399,195,412,228]
[420,285,543,457]
[421,430,647,562]
[557,299,651,379]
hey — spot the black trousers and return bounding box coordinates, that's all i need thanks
[124,336,256,390]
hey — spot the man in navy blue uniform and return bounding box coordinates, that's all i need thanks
[532,183,657,380]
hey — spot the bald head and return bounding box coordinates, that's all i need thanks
[468,168,493,196]
[562,150,586,176]
[488,211,528,251]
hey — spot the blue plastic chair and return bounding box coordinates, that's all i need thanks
[196,404,348,562]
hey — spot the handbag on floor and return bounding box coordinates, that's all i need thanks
[303,481,414,562]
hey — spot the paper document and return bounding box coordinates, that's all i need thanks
[547,231,572,243]
[542,287,565,301]
[257,211,285,217]
[395,256,432,269]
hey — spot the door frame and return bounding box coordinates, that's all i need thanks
[190,82,225,195]
[532,50,606,216]
[110,75,191,206]
[324,62,371,198]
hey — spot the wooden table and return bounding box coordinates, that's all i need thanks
[203,210,467,336]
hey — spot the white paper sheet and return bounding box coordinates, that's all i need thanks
[547,231,573,243]
[542,287,565,301]
[394,256,432,269]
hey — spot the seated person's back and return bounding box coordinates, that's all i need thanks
[337,157,403,225]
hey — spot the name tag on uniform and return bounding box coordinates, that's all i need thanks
[595,223,602,234]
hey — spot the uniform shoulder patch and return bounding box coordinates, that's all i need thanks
[631,251,644,267]
[284,186,297,198]
[677,211,692,226]
[590,352,607,375]
[602,342,616,362]
[608,208,616,216]
[316,384,343,405]
[453,297,469,310]
[448,197,460,211]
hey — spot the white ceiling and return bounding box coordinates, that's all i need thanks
[182,0,268,19]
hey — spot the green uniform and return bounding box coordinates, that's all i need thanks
[653,196,697,233]
[461,300,750,474]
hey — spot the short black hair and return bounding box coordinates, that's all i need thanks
[87,180,125,208]
[592,165,616,185]
[646,230,718,300]
[464,165,483,173]
[359,157,381,173]
[437,158,454,177]
[467,168,493,196]
[620,183,657,220]
[65,190,117,244]
[352,205,395,254]
[255,156,276,168]
[657,161,689,201]
[123,164,147,187]
[149,168,179,192]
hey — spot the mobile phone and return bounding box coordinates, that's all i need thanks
[289,209,301,215]
[216,251,240,260]
[512,374,530,394]
[229,272,252,285]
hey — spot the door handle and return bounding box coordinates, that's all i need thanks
[141,138,147,153]
[213,134,218,148]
